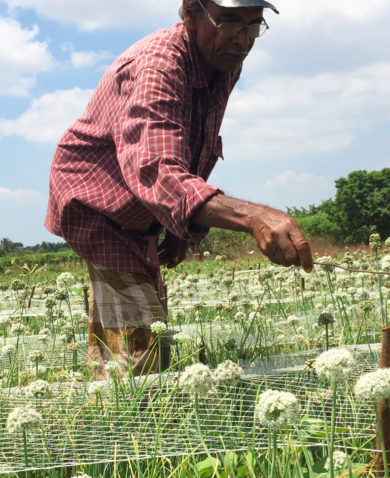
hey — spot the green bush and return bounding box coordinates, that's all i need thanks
[295,213,341,243]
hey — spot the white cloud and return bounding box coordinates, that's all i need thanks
[275,0,389,24]
[70,50,111,68]
[0,17,53,96]
[262,171,335,209]
[0,187,43,205]
[3,0,389,31]
[3,0,179,31]
[208,164,336,209]
[222,62,390,160]
[0,87,93,143]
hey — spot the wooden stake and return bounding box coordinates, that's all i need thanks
[27,285,35,308]
[376,326,390,476]
[83,284,89,315]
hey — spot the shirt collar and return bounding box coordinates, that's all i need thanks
[183,25,210,89]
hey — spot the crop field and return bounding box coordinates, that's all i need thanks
[0,238,390,477]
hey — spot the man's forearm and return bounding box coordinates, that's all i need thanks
[192,193,313,272]
[192,193,256,233]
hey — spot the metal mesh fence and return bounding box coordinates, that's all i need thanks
[0,345,382,474]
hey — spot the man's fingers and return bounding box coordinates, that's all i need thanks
[260,230,312,271]
[290,231,313,272]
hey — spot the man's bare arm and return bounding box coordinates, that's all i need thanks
[192,193,313,272]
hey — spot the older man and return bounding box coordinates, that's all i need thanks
[45,0,313,379]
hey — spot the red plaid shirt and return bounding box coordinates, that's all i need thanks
[45,22,240,289]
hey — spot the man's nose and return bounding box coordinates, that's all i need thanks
[232,26,252,49]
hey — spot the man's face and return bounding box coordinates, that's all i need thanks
[191,1,263,73]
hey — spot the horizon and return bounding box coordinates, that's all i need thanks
[0,0,389,246]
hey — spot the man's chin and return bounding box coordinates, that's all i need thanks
[215,59,244,72]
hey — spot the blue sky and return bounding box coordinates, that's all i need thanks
[0,0,389,245]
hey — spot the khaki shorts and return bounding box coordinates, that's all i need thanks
[87,262,169,380]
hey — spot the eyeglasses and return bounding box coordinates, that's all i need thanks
[196,0,269,39]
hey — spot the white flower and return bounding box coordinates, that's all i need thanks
[314,348,355,384]
[325,451,347,471]
[24,380,52,399]
[256,389,299,430]
[234,311,245,322]
[1,344,16,358]
[10,322,26,335]
[88,381,108,396]
[179,363,213,397]
[385,237,390,248]
[104,361,121,377]
[381,254,390,271]
[354,368,390,403]
[213,360,243,386]
[89,361,101,371]
[56,272,75,290]
[174,332,191,344]
[150,321,167,334]
[35,365,47,377]
[286,315,300,325]
[6,407,43,434]
[71,474,93,478]
[203,251,210,257]
[28,349,45,363]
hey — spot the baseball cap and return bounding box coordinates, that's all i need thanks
[209,0,279,14]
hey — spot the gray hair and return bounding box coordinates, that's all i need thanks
[178,0,206,20]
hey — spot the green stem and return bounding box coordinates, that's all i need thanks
[23,430,29,467]
[329,384,337,478]
[194,393,219,475]
[376,403,389,478]
[375,251,387,326]
[270,432,277,478]
[114,379,119,410]
[158,336,162,388]
[325,323,329,350]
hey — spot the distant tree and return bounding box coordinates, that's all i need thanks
[26,241,69,253]
[0,237,24,256]
[327,168,390,244]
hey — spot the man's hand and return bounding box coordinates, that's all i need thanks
[192,193,313,272]
[248,205,313,272]
[157,231,189,268]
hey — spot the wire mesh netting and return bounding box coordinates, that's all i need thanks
[0,343,383,474]
[1,257,389,474]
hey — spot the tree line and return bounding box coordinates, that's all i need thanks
[0,238,69,257]
[1,168,389,257]
[288,168,390,245]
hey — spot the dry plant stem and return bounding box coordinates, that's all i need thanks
[313,261,390,276]
[376,327,390,476]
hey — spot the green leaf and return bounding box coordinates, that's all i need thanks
[195,456,221,478]
[223,451,238,470]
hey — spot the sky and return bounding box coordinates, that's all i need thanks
[0,0,389,246]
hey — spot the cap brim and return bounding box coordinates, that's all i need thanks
[210,0,279,14]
